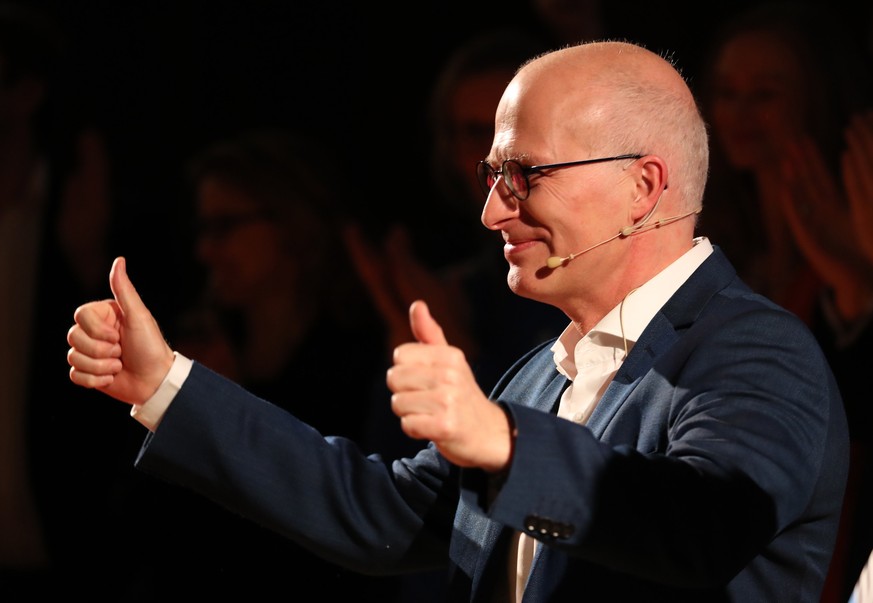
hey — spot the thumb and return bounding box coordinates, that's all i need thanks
[109,257,148,318]
[409,300,448,345]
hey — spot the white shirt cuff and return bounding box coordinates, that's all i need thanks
[129,352,193,431]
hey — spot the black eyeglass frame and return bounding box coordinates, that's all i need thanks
[476,153,643,201]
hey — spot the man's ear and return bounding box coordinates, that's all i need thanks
[629,154,668,223]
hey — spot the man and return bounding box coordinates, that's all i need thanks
[66,41,848,602]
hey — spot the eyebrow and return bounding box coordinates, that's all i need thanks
[486,151,535,164]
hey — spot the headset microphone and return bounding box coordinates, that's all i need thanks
[546,232,621,268]
[545,206,701,269]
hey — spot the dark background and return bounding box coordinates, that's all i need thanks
[8,1,871,599]
[21,0,873,316]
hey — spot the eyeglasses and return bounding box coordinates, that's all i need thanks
[476,154,643,201]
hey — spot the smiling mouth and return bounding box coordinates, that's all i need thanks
[504,238,541,251]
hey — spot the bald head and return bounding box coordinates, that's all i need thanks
[482,41,710,323]
[506,41,709,213]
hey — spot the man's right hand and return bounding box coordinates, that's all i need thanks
[66,256,175,405]
[387,300,512,473]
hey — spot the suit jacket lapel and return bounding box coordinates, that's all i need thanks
[586,247,735,439]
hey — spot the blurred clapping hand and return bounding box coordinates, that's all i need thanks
[778,113,873,323]
[342,222,478,359]
[844,110,873,265]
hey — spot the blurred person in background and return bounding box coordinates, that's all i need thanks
[344,27,566,407]
[696,3,873,600]
[0,1,127,597]
[122,127,402,599]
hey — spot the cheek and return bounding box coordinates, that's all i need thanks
[218,229,284,289]
[522,192,588,246]
[519,193,562,231]
[711,101,738,132]
[777,105,807,138]
[712,99,766,132]
[244,228,287,273]
[711,99,796,166]
[714,95,800,134]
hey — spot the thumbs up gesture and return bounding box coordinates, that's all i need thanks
[66,257,176,405]
[387,300,513,472]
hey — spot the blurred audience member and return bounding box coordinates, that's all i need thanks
[843,111,873,267]
[696,3,873,600]
[0,1,126,597]
[177,129,383,419]
[839,109,873,603]
[698,2,873,321]
[344,27,566,402]
[121,128,402,599]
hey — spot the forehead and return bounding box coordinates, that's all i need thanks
[715,31,806,85]
[491,75,601,161]
[197,177,260,211]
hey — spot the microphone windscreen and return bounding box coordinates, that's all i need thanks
[546,256,566,269]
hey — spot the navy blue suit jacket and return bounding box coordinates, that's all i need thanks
[136,247,849,602]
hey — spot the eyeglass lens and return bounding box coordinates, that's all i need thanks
[477,160,528,200]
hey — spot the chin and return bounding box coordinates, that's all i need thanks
[506,266,549,303]
[506,265,524,291]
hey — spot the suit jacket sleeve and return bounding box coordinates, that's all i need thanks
[134,361,457,576]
